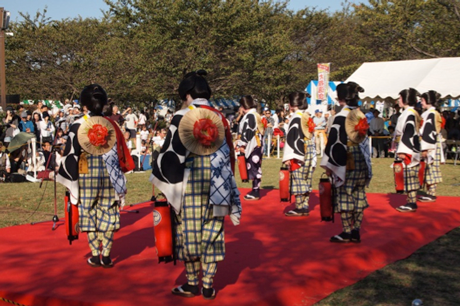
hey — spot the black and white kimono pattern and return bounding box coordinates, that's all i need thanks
[237,109,263,159]
[395,107,421,168]
[420,107,445,164]
[151,99,241,215]
[320,106,372,187]
[282,110,317,167]
[237,109,264,182]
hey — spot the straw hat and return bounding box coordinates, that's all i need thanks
[178,108,225,155]
[300,112,314,140]
[345,109,368,144]
[77,116,116,155]
[255,113,265,135]
[434,111,442,133]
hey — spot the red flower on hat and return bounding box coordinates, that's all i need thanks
[307,117,316,133]
[355,118,369,136]
[87,124,109,147]
[193,118,219,147]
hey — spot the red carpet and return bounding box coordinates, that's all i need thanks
[1,189,460,306]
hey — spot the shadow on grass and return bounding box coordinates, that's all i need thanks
[316,227,460,306]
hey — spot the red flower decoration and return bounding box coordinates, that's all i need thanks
[193,118,219,147]
[88,124,109,147]
[355,118,369,136]
[307,118,316,133]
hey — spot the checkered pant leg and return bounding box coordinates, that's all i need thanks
[425,163,442,186]
[427,183,437,196]
[407,190,417,205]
[87,232,100,256]
[340,212,353,234]
[101,231,114,257]
[86,231,115,256]
[184,261,201,286]
[353,211,364,230]
[202,262,218,289]
[295,194,309,209]
[405,165,420,192]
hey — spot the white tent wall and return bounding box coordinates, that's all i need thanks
[346,57,460,100]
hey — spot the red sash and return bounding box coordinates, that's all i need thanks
[106,117,135,173]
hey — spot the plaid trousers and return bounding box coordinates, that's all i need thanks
[425,139,443,186]
[291,139,315,195]
[175,155,226,264]
[79,154,120,232]
[335,146,369,212]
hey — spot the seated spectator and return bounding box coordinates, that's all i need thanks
[140,125,149,142]
[0,142,11,182]
[153,128,167,149]
[41,141,57,170]
[9,144,28,174]
[19,111,35,133]
[27,150,46,173]
[124,131,133,152]
[2,107,19,147]
[140,140,150,155]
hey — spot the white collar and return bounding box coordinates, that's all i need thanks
[192,98,209,106]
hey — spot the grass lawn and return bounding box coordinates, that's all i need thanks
[0,156,459,305]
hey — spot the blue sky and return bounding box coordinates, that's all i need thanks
[3,0,359,21]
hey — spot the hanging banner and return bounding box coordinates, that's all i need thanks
[317,63,331,101]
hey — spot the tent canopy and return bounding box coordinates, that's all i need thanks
[346,57,460,100]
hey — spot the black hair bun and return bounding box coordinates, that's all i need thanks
[196,69,207,76]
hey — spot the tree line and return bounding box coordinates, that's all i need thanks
[5,0,460,109]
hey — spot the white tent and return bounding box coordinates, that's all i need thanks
[346,57,460,100]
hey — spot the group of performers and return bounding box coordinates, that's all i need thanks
[393,88,444,212]
[54,74,443,300]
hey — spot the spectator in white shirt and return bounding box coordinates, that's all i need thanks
[138,110,147,130]
[124,108,138,138]
[140,125,149,142]
[38,112,55,144]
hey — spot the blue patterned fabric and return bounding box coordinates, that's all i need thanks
[209,142,234,206]
[102,142,127,195]
[359,136,373,185]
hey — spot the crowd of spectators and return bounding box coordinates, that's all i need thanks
[0,100,174,181]
[1,98,459,182]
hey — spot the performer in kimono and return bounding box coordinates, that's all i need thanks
[236,95,264,200]
[321,82,372,243]
[282,91,316,217]
[151,70,242,300]
[57,84,134,267]
[419,90,444,202]
[394,88,422,212]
